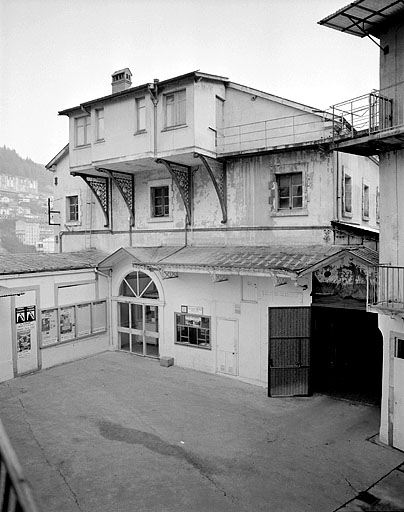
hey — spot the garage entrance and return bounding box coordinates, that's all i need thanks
[311,307,382,404]
[308,250,383,404]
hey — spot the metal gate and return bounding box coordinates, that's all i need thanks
[268,307,311,397]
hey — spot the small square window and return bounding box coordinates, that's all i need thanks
[175,313,211,349]
[276,172,303,210]
[151,186,169,217]
[395,337,404,359]
[66,195,79,222]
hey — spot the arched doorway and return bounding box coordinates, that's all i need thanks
[117,271,160,358]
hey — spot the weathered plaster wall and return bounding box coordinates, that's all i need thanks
[380,22,404,126]
[338,152,379,229]
[379,150,404,266]
[110,259,311,387]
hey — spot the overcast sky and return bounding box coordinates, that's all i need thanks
[0,0,379,165]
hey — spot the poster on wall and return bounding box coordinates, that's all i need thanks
[60,306,76,341]
[92,301,107,333]
[41,309,58,346]
[17,324,32,358]
[77,303,91,337]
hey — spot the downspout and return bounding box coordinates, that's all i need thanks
[148,79,159,157]
[80,104,91,115]
[335,151,341,222]
[58,231,64,253]
[129,218,132,247]
[95,268,113,349]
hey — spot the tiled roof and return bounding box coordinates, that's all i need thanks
[99,245,348,276]
[158,245,343,273]
[347,246,379,266]
[0,250,108,275]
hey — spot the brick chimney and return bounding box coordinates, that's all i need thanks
[111,68,132,93]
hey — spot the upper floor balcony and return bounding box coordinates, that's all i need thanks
[216,112,334,156]
[368,265,404,315]
[329,90,404,156]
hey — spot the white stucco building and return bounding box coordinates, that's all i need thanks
[37,69,381,400]
[1,69,382,415]
[320,0,404,451]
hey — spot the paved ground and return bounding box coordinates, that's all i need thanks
[0,351,403,512]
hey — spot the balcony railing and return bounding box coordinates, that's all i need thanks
[0,418,38,512]
[331,91,393,141]
[368,265,404,314]
[216,112,334,154]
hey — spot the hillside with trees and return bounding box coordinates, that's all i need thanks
[0,146,54,253]
[0,146,53,192]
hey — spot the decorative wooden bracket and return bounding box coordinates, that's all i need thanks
[210,272,228,283]
[159,269,179,280]
[273,276,288,287]
[194,153,227,224]
[72,172,110,227]
[99,169,135,226]
[156,159,192,224]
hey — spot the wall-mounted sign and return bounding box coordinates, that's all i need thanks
[15,305,36,324]
[181,305,203,315]
[41,309,58,346]
[17,324,32,358]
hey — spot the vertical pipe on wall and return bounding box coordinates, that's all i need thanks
[148,80,159,158]
[335,151,341,221]
[95,268,113,349]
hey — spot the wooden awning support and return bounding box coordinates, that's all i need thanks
[99,169,135,226]
[194,153,227,223]
[71,172,110,227]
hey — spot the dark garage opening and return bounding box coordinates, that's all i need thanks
[311,306,382,405]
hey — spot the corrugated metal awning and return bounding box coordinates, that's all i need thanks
[318,0,404,38]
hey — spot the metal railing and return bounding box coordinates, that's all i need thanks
[368,265,404,314]
[0,418,38,512]
[216,112,334,154]
[331,91,393,141]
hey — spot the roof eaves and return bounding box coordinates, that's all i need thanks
[45,143,69,169]
[58,71,230,116]
[58,83,149,116]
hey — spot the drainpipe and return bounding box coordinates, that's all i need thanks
[58,231,64,253]
[148,79,159,157]
[335,151,341,222]
[95,268,113,349]
[80,104,91,115]
[129,217,133,247]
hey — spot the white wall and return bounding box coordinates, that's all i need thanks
[0,269,110,383]
[110,257,311,387]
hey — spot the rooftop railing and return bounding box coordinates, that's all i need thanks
[368,265,404,315]
[0,418,38,512]
[331,91,393,141]
[216,112,334,154]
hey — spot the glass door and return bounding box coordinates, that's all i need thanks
[145,305,159,357]
[118,302,159,358]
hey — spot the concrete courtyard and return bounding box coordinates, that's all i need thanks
[0,351,403,512]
